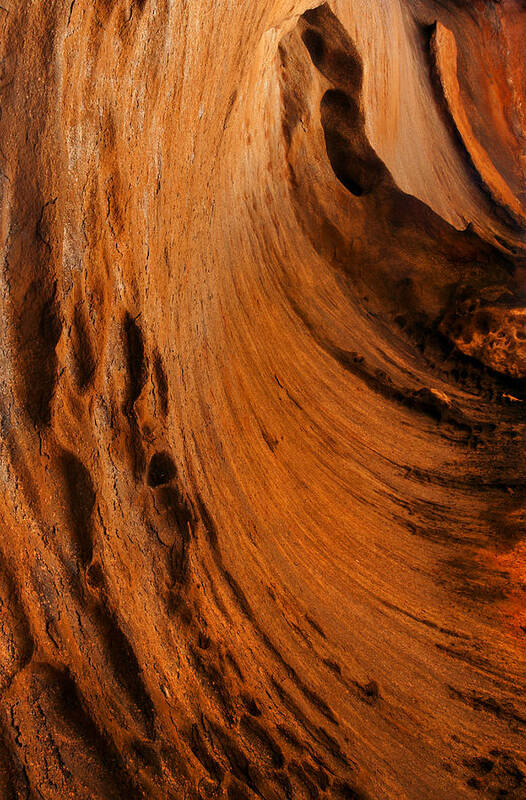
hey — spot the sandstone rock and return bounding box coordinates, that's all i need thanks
[0,1,525,798]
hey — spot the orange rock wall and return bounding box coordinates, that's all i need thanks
[0,1,525,798]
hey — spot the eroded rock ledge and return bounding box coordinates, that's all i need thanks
[0,1,525,799]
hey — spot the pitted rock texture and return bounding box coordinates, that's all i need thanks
[0,1,525,799]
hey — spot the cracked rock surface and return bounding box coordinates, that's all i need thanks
[0,1,525,798]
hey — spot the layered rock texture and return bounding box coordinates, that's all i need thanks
[0,1,525,798]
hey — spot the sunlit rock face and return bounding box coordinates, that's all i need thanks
[0,1,525,798]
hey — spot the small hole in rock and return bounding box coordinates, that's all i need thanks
[147,451,177,487]
[302,28,325,66]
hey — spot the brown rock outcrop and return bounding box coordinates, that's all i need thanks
[0,1,525,799]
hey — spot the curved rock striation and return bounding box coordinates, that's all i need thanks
[0,1,525,798]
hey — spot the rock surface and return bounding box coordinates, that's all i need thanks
[0,1,525,798]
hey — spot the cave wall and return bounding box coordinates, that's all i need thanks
[0,1,525,798]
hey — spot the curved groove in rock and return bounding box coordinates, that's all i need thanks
[431,20,526,230]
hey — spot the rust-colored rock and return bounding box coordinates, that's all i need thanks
[0,1,525,799]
